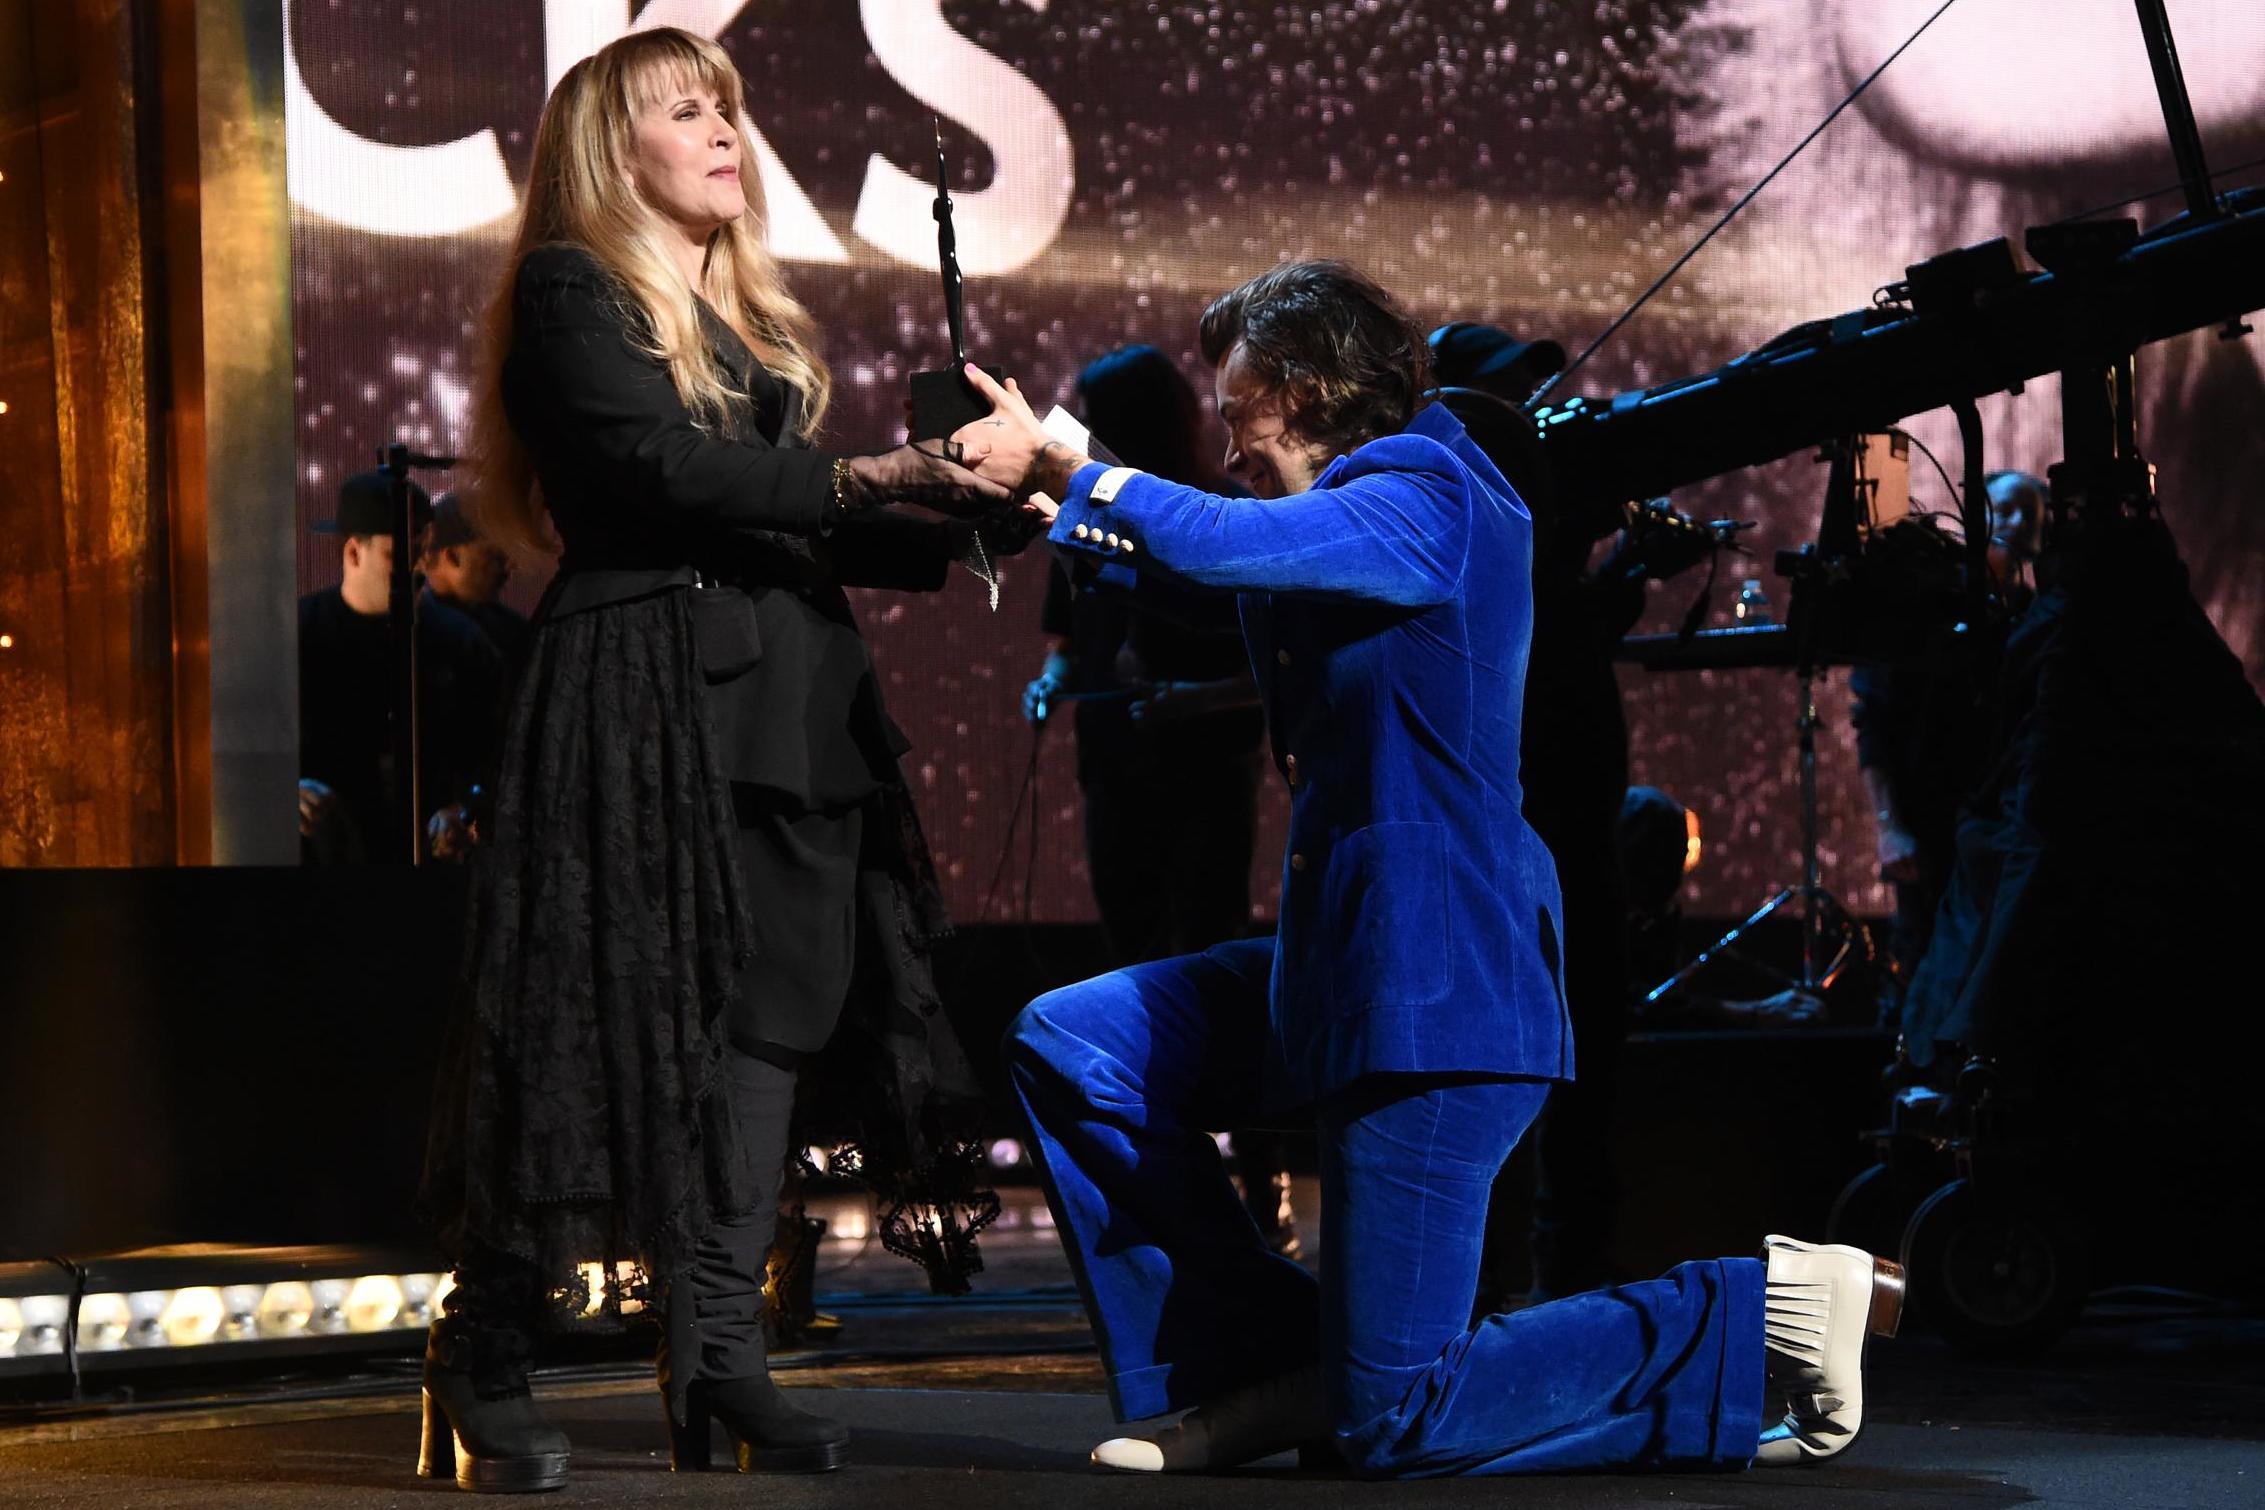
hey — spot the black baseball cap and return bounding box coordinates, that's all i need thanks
[1427,322,1567,402]
[315,470,432,537]
[426,493,483,552]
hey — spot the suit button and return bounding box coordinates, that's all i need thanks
[1276,648,1291,667]
[1073,524,1091,540]
[1104,532,1120,549]
[1289,852,1307,873]
[1118,537,1136,554]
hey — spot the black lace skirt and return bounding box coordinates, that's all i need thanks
[421,587,994,1314]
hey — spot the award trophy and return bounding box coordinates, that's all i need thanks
[908,119,1003,441]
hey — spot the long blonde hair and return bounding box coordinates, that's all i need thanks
[467,27,832,557]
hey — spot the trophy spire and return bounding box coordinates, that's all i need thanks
[933,115,969,368]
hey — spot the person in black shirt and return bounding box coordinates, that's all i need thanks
[1851,470,2044,975]
[423,492,534,687]
[298,472,502,865]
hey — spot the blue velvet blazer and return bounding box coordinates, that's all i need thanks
[1049,403,1572,1107]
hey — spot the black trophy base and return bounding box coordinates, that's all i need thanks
[910,365,1004,441]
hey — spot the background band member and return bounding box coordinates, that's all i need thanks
[298,471,501,865]
[417,28,1007,1493]
[422,492,533,687]
[1850,470,2044,976]
[1022,344,1296,1255]
[958,263,1900,1477]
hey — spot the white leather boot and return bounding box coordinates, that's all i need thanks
[1091,1365,1328,1473]
[1755,1234,1905,1465]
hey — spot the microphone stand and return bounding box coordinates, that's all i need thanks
[377,442,457,866]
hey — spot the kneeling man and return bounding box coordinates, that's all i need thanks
[953,263,1899,1478]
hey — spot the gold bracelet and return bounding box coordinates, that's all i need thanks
[830,457,857,515]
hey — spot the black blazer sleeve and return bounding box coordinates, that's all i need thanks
[512,243,835,533]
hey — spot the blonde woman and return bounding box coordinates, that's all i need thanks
[418,27,1007,1493]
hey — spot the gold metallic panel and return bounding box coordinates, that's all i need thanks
[0,0,174,865]
[171,0,298,865]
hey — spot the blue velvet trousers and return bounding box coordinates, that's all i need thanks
[1005,938,1766,1478]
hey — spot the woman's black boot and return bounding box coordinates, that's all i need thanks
[659,1275,848,1473]
[659,1045,847,1471]
[667,1370,851,1473]
[419,1317,571,1493]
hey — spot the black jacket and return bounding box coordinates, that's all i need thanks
[506,240,966,809]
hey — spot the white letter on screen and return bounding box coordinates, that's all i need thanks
[851,0,1073,275]
[283,0,517,237]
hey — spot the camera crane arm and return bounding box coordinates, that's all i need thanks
[1533,186,2265,525]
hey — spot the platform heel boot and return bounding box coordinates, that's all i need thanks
[417,1316,571,1493]
[659,1280,849,1473]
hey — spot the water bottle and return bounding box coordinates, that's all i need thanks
[1735,578,1774,626]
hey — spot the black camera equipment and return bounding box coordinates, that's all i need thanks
[1599,497,1755,643]
[376,441,457,866]
[1536,0,2260,559]
[1578,0,2263,1004]
[1643,440,1943,1005]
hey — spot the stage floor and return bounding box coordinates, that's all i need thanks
[3,1191,2259,1509]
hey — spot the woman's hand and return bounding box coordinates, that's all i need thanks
[846,441,1011,518]
[951,364,1088,504]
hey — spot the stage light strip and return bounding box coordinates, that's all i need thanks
[0,1274,454,1361]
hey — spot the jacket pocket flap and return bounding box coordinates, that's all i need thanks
[690,587,763,682]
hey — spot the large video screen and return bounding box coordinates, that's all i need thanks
[287,0,2265,920]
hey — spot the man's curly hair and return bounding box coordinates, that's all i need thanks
[1197,261,1432,458]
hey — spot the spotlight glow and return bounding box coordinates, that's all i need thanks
[161,1287,225,1347]
[125,1290,173,1348]
[399,1271,442,1328]
[309,1277,352,1334]
[220,1284,265,1340]
[77,1293,130,1352]
[256,1281,314,1337]
[16,1294,67,1356]
[345,1275,403,1333]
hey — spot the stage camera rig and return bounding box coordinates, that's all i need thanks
[1546,0,2265,998]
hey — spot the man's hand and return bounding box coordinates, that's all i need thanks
[428,803,476,862]
[1022,650,1072,726]
[1875,820,1920,884]
[951,365,1088,506]
[298,778,336,840]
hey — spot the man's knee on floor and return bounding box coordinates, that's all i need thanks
[1327,1371,1440,1479]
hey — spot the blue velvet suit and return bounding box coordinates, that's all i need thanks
[1006,405,1764,1477]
